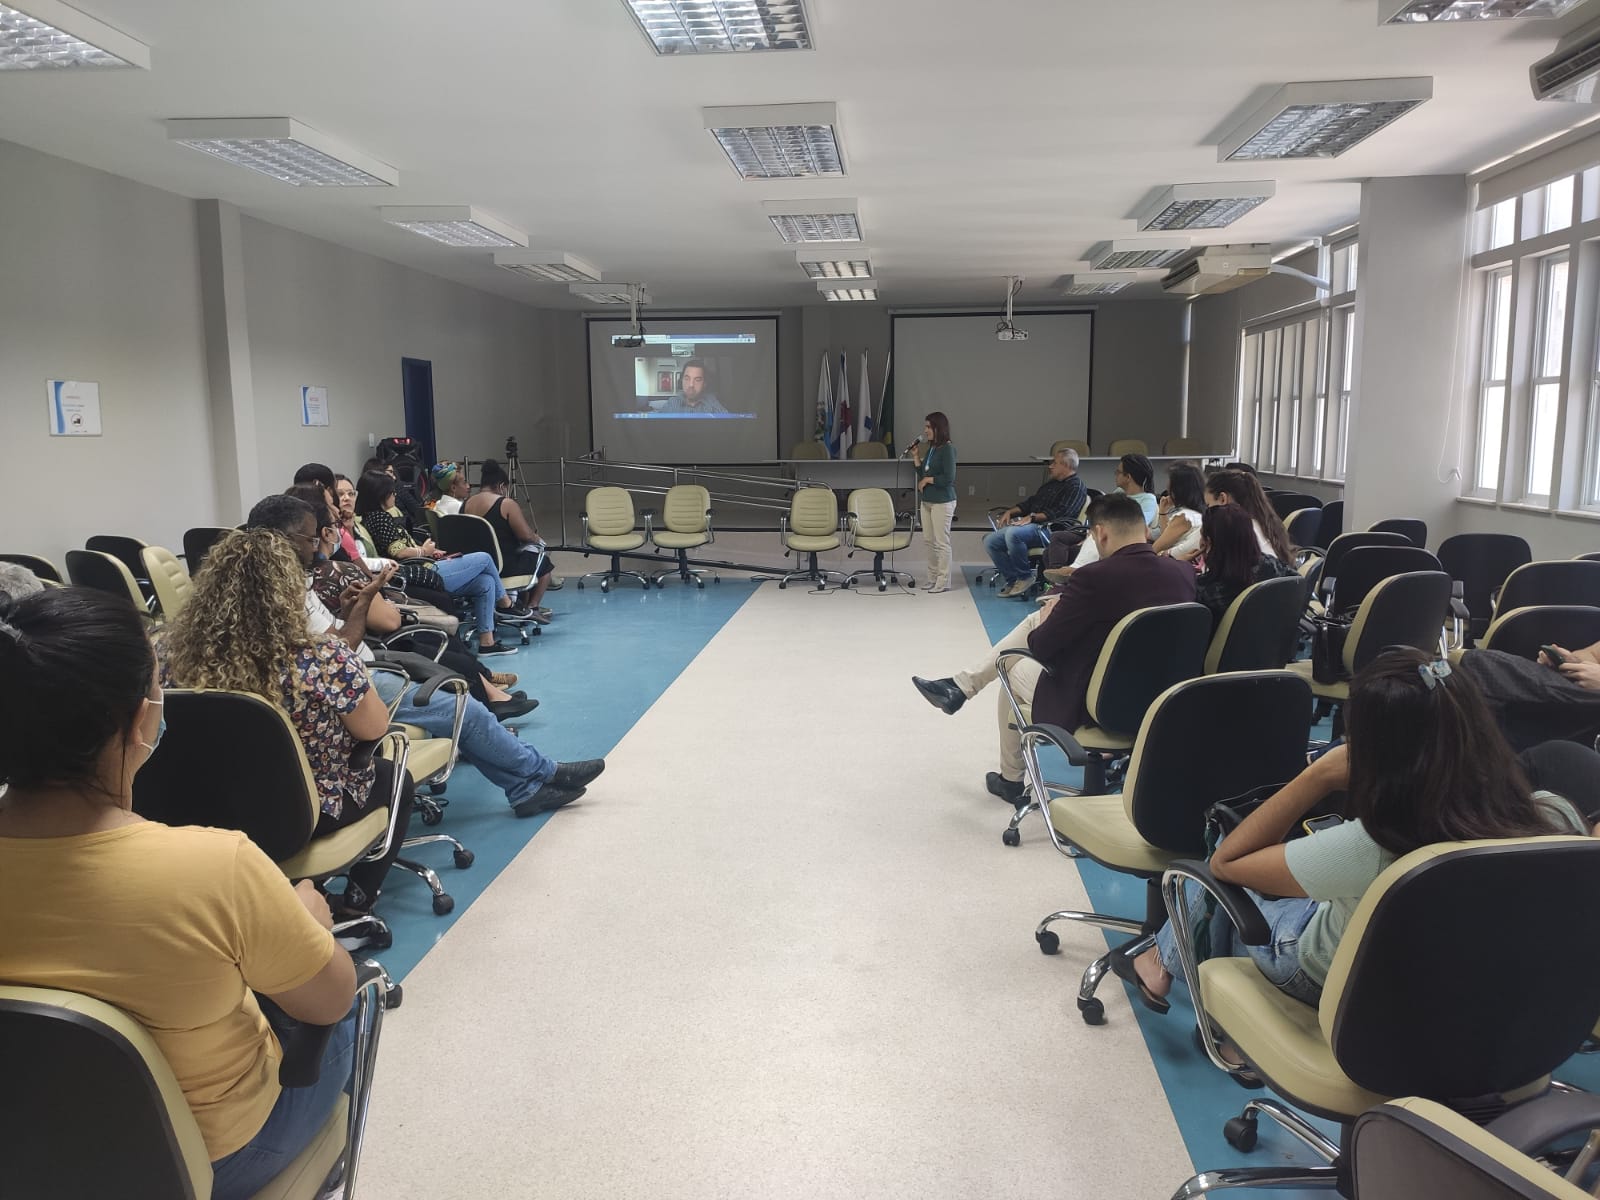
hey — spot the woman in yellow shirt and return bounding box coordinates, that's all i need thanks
[0,587,359,1200]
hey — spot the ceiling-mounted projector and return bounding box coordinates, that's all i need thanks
[995,274,1028,342]
[614,333,645,348]
[996,326,1029,342]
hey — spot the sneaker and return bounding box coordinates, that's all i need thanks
[489,672,519,688]
[998,578,1032,598]
[477,641,519,657]
[1042,566,1072,585]
[525,608,553,625]
[547,575,565,591]
[550,758,606,790]
[512,784,585,818]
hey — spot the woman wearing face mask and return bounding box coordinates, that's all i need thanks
[0,588,359,1200]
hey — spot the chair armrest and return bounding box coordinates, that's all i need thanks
[258,991,338,1088]
[1448,580,1470,621]
[1164,859,1271,947]
[372,627,448,661]
[1018,721,1090,766]
[1485,1090,1600,1156]
[412,672,469,707]
[995,647,1052,675]
[642,510,656,537]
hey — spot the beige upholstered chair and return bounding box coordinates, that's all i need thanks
[776,487,843,590]
[842,488,914,591]
[647,484,717,588]
[0,962,397,1200]
[1051,439,1091,458]
[65,548,147,610]
[790,440,829,460]
[1163,835,1600,1198]
[578,486,650,592]
[1108,438,1149,456]
[140,546,193,622]
[1164,437,1203,456]
[848,440,888,459]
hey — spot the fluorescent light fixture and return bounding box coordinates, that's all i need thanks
[493,250,602,282]
[818,280,877,301]
[622,0,812,53]
[704,102,844,179]
[1134,182,1276,231]
[167,118,398,187]
[1218,78,1432,161]
[1062,273,1138,296]
[381,206,526,248]
[571,283,651,305]
[0,0,148,69]
[796,249,872,278]
[1381,0,1585,21]
[763,198,862,243]
[1086,238,1190,271]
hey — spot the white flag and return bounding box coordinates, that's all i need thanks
[814,350,831,445]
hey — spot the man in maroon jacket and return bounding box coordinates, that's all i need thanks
[913,493,1196,802]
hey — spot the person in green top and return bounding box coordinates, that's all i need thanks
[912,411,957,593]
[1121,647,1588,1018]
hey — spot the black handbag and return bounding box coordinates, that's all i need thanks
[1310,613,1355,684]
[395,558,446,594]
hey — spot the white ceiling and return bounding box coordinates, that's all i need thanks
[4,0,1600,308]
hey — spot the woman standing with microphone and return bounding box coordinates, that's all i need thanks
[910,412,957,593]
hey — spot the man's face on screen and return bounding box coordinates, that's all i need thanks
[681,366,706,403]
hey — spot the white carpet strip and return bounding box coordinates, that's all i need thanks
[357,572,1194,1198]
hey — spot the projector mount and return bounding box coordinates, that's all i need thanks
[995,275,1029,342]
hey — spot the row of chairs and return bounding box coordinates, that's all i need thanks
[786,436,1205,461]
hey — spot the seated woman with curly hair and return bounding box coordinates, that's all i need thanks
[156,527,414,916]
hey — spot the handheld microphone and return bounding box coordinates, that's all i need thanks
[902,439,920,458]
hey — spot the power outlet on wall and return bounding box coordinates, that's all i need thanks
[1018,486,1027,497]
[967,485,975,496]
[367,432,377,448]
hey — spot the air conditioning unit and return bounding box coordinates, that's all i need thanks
[1531,16,1600,102]
[1160,245,1274,296]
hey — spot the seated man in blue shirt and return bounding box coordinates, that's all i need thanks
[659,358,728,415]
[984,448,1085,597]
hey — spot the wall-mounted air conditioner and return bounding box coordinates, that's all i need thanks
[1159,245,1274,296]
[1531,16,1600,102]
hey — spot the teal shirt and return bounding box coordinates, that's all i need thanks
[918,443,957,504]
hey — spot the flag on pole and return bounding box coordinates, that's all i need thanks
[835,351,852,459]
[814,350,832,446]
[859,349,874,443]
[878,350,894,447]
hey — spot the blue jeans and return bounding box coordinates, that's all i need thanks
[210,1009,357,1200]
[376,672,557,809]
[433,552,506,640]
[983,522,1051,582]
[1154,878,1324,1007]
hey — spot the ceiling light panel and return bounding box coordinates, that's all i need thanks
[623,0,812,53]
[0,0,148,69]
[493,251,602,282]
[571,283,650,305]
[796,250,872,278]
[1062,273,1138,296]
[1134,182,1276,231]
[167,118,398,187]
[763,198,862,243]
[704,103,844,179]
[1087,238,1190,270]
[819,281,878,301]
[1218,78,1433,161]
[1381,0,1584,21]
[381,206,526,248]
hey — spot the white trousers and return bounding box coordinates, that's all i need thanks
[920,500,956,588]
[952,610,1046,783]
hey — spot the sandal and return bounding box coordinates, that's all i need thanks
[1108,945,1171,1015]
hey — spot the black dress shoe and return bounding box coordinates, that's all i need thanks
[985,771,1026,804]
[550,758,605,790]
[512,784,585,818]
[912,676,966,715]
[487,696,540,721]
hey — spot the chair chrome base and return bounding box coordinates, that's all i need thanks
[651,565,718,589]
[841,567,916,592]
[396,832,474,916]
[1172,1100,1341,1197]
[577,568,652,593]
[776,566,848,591]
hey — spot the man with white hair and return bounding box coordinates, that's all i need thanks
[983,447,1085,597]
[0,562,45,605]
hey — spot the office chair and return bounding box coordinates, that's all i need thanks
[995,601,1212,846]
[842,487,914,591]
[1497,560,1600,616]
[1163,835,1600,1199]
[132,689,410,944]
[1025,671,1311,1026]
[790,440,829,460]
[1108,438,1148,456]
[1314,500,1344,550]
[1051,439,1091,458]
[1206,576,1305,673]
[0,551,63,584]
[577,486,650,592]
[646,484,718,588]
[1269,491,1324,521]
[1285,508,1324,551]
[1289,570,1452,710]
[776,487,844,590]
[1576,552,1600,562]
[1481,605,1600,660]
[0,960,398,1200]
[848,441,888,459]
[1438,533,1534,647]
[1326,545,1443,618]
[1310,532,1412,613]
[140,546,193,622]
[1369,517,1428,548]
[434,513,538,641]
[65,548,147,610]
[181,526,233,574]
[1165,437,1204,456]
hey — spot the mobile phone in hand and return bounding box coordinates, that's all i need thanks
[1541,644,1568,668]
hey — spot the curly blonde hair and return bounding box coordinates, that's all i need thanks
[160,528,318,702]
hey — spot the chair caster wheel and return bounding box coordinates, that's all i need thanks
[1077,997,1105,1025]
[420,807,443,827]
[576,581,585,589]
[367,927,393,952]
[712,577,720,584]
[1223,1116,1258,1152]
[600,582,610,594]
[428,783,446,796]
[778,582,787,590]
[385,983,404,1010]
[696,580,704,589]
[1002,827,1021,847]
[453,848,475,869]
[878,580,887,592]
[1036,930,1060,955]
[432,894,455,916]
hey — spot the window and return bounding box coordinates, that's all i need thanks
[1527,254,1568,499]
[1487,198,1516,251]
[1545,176,1575,235]
[1331,242,1359,295]
[1335,306,1355,479]
[1475,268,1513,492]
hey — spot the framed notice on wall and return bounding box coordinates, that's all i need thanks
[47,380,102,437]
[301,385,330,427]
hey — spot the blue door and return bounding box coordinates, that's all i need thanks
[401,358,436,468]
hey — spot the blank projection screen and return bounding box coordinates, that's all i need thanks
[588,317,779,463]
[891,312,1094,460]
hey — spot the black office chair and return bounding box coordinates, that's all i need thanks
[1164,836,1600,1199]
[85,534,155,606]
[1314,500,1345,550]
[1269,491,1324,520]
[181,526,233,574]
[1480,605,1600,661]
[434,513,538,641]
[64,549,146,610]
[1206,576,1305,673]
[1368,518,1428,548]
[1026,670,1311,1025]
[0,552,64,584]
[1497,560,1600,617]
[1314,532,1413,609]
[1328,545,1443,618]
[1285,509,1323,550]
[1437,534,1533,647]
